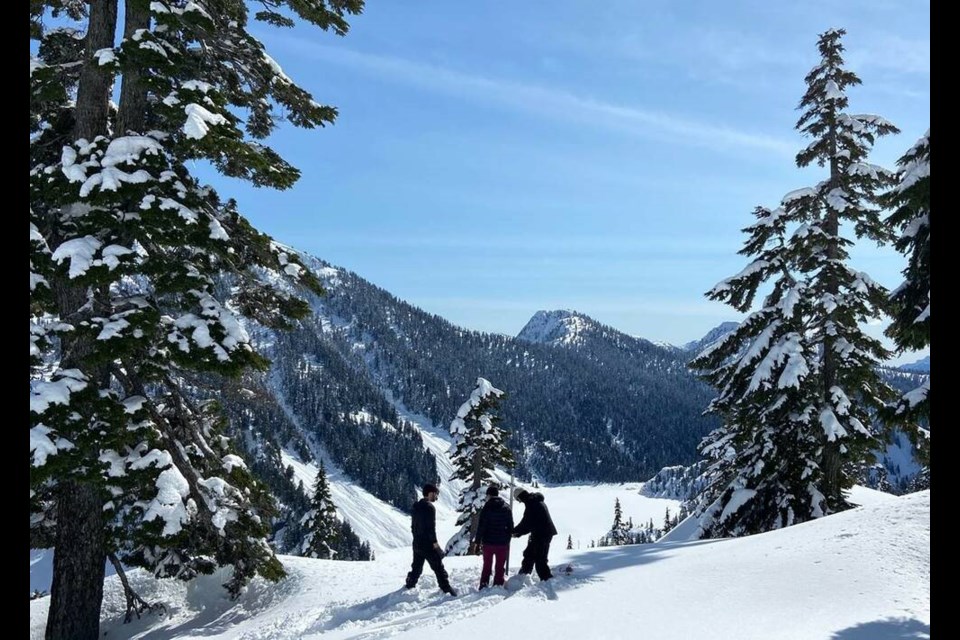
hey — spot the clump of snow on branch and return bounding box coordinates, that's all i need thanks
[30,425,75,466]
[30,369,88,414]
[183,104,228,140]
[166,292,251,362]
[94,48,116,66]
[139,467,192,536]
[60,136,162,199]
[222,454,247,473]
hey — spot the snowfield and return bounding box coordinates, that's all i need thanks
[30,490,929,640]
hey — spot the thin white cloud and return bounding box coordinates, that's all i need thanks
[271,36,795,157]
[684,29,808,75]
[307,233,736,253]
[868,83,930,101]
[413,295,733,319]
[852,34,930,75]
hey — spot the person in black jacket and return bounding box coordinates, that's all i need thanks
[405,483,457,596]
[472,484,514,589]
[512,487,558,581]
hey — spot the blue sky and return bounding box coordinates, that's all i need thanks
[199,1,929,361]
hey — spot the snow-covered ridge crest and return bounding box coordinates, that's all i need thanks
[516,309,591,346]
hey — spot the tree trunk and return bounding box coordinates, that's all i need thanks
[45,481,107,640]
[116,0,150,135]
[45,283,113,640]
[821,111,842,507]
[46,2,118,638]
[73,0,119,141]
[469,444,483,541]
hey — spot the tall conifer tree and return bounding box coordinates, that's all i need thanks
[30,1,364,637]
[445,378,515,555]
[691,28,899,538]
[884,131,930,428]
[610,498,625,545]
[300,462,341,559]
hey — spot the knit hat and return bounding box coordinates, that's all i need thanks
[422,483,439,496]
[486,484,499,497]
[513,487,529,501]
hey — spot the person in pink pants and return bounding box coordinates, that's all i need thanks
[473,484,514,589]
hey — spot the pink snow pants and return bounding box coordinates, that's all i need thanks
[480,543,509,587]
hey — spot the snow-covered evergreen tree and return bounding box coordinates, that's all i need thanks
[609,498,626,545]
[883,131,930,461]
[30,1,363,637]
[300,463,340,560]
[566,535,573,550]
[690,28,899,538]
[884,131,930,360]
[444,378,515,555]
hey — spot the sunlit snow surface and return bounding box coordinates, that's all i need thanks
[30,489,928,640]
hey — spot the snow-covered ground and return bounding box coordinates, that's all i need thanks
[31,397,928,640]
[30,490,930,639]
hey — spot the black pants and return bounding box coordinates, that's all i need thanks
[405,545,452,591]
[519,535,554,580]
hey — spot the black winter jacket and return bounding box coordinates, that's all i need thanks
[513,492,557,539]
[411,498,438,549]
[474,496,514,546]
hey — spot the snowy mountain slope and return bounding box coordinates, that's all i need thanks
[30,490,929,640]
[279,450,412,553]
[386,397,466,516]
[276,382,673,555]
[876,433,924,486]
[251,253,720,486]
[272,397,471,554]
[898,355,930,373]
[681,320,740,354]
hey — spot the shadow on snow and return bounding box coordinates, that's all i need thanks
[92,540,722,639]
[561,539,721,579]
[314,540,717,637]
[829,617,929,640]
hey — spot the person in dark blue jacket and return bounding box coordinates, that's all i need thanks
[512,487,558,581]
[405,483,457,596]
[472,484,514,589]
